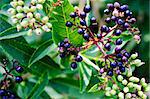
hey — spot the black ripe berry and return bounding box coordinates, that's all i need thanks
[114,2,120,9]
[80,12,86,19]
[101,25,109,33]
[116,38,123,45]
[89,23,98,33]
[122,56,128,62]
[123,22,130,28]
[90,17,97,23]
[97,33,102,39]
[119,66,125,72]
[125,10,132,17]
[111,16,117,21]
[104,43,111,51]
[71,62,77,69]
[105,17,111,23]
[124,52,130,58]
[0,89,6,96]
[70,12,77,18]
[107,70,113,76]
[15,76,23,83]
[114,29,122,36]
[80,19,86,26]
[75,55,83,62]
[129,18,136,24]
[59,53,65,58]
[107,3,114,10]
[104,9,110,15]
[83,33,89,40]
[15,66,24,73]
[78,28,84,34]
[119,5,128,12]
[58,41,64,47]
[116,53,123,58]
[117,19,124,25]
[115,47,121,54]
[84,5,91,13]
[117,62,123,67]
[110,62,117,68]
[66,21,73,27]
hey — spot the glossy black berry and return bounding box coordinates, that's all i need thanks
[107,3,114,10]
[15,76,23,83]
[59,53,65,58]
[89,23,98,33]
[70,12,77,18]
[114,2,120,9]
[115,47,121,53]
[129,18,136,24]
[110,62,117,68]
[71,62,77,69]
[78,28,84,34]
[83,33,89,40]
[104,9,110,15]
[104,43,111,51]
[125,10,132,17]
[116,53,123,58]
[119,5,128,12]
[80,20,86,26]
[58,41,64,47]
[117,62,123,67]
[119,66,125,72]
[111,16,117,21]
[107,70,113,76]
[84,5,91,13]
[124,52,130,58]
[64,43,71,48]
[90,17,96,23]
[15,66,24,73]
[80,12,86,19]
[66,21,73,27]
[75,55,83,62]
[97,33,102,39]
[101,25,109,32]
[114,29,122,36]
[105,17,111,23]
[122,56,128,62]
[0,89,6,96]
[117,19,124,25]
[123,22,130,28]
[116,38,123,45]
[64,38,69,43]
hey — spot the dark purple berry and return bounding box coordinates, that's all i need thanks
[15,66,24,73]
[107,70,113,76]
[64,38,69,43]
[116,38,123,45]
[15,76,23,83]
[70,12,77,18]
[111,16,117,21]
[124,52,130,58]
[116,53,123,58]
[0,89,6,96]
[129,18,136,24]
[89,23,98,33]
[80,19,86,26]
[58,41,64,47]
[64,43,70,48]
[104,9,110,15]
[78,28,84,34]
[71,62,77,69]
[117,62,123,67]
[90,17,96,23]
[83,33,89,40]
[84,5,91,13]
[117,19,124,25]
[104,43,111,51]
[115,47,121,53]
[123,22,130,28]
[114,29,122,36]
[107,3,114,10]
[114,2,120,9]
[80,12,86,19]
[100,25,109,32]
[97,33,102,39]
[122,56,128,62]
[105,17,111,23]
[66,21,73,27]
[110,62,117,68]
[119,66,125,72]
[75,55,83,62]
[125,10,132,17]
[119,5,128,12]
[59,53,65,58]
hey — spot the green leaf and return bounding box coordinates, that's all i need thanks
[28,40,53,66]
[0,27,27,40]
[0,16,12,32]
[50,0,83,46]
[79,62,92,93]
[27,72,49,99]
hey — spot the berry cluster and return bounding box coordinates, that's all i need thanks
[8,0,52,35]
[58,38,83,69]
[0,59,24,98]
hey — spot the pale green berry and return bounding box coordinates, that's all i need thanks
[8,8,16,15]
[127,82,133,88]
[35,28,42,35]
[105,87,111,91]
[142,82,148,88]
[133,59,145,67]
[30,6,36,12]
[110,90,116,95]
[12,18,18,24]
[42,16,49,23]
[34,13,41,19]
[27,29,33,36]
[16,13,24,19]
[118,92,124,99]
[42,25,51,32]
[138,91,143,97]
[133,84,141,91]
[125,93,131,99]
[16,6,23,13]
[27,12,33,18]
[117,75,123,82]
[140,78,145,84]
[37,0,45,4]
[10,1,18,8]
[145,84,150,92]
[105,91,111,96]
[112,84,118,90]
[36,4,43,10]
[20,19,29,28]
[131,53,138,59]
[142,94,147,99]
[30,18,36,23]
[122,79,128,85]
[127,69,132,77]
[23,6,30,13]
[16,24,22,31]
[31,0,37,5]
[46,23,52,28]
[17,0,24,6]
[123,87,129,93]
[129,77,139,82]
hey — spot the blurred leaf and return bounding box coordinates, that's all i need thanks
[50,0,83,46]
[0,15,11,32]
[27,72,49,99]
[88,83,100,92]
[79,62,92,93]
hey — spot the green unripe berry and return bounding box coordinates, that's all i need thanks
[138,91,143,97]
[20,19,29,28]
[16,24,22,31]
[46,23,52,28]
[12,18,18,24]
[145,84,150,92]
[110,90,116,95]
[117,75,123,82]
[27,12,33,18]
[105,87,111,91]
[125,93,131,99]
[127,82,134,88]
[30,6,36,12]
[31,0,37,5]
[34,13,41,19]
[140,78,145,84]
[142,82,148,88]
[142,94,147,99]
[105,91,111,96]
[133,59,145,67]
[42,16,49,23]
[27,29,33,36]
[131,53,138,59]
[8,8,16,15]
[35,28,42,35]
[122,79,128,85]
[16,6,23,13]
[129,77,139,82]
[112,84,118,90]
[42,25,50,32]
[10,1,18,8]
[16,13,24,19]
[123,87,129,93]
[18,0,24,6]
[36,4,43,10]
[37,0,45,4]
[127,69,132,77]
[23,6,30,13]
[118,92,124,99]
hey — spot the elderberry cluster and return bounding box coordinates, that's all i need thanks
[58,38,83,69]
[0,59,24,98]
[8,0,52,35]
